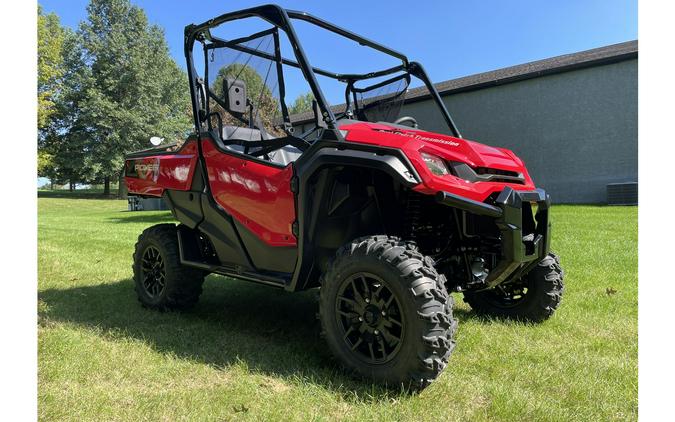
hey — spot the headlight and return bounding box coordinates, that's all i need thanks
[420,152,450,176]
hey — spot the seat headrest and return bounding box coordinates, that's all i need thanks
[222,126,264,142]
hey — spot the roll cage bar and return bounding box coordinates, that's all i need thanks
[184,4,461,139]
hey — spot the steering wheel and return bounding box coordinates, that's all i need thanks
[394,116,418,128]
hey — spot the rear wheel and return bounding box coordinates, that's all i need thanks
[319,235,457,388]
[132,224,205,310]
[463,253,564,322]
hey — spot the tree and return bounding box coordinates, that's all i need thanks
[65,0,192,196]
[38,7,80,188]
[38,5,66,131]
[289,92,314,115]
[38,27,90,190]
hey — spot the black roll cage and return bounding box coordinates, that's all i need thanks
[184,4,462,140]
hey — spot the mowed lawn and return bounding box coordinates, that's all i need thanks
[37,194,637,421]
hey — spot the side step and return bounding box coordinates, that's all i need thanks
[176,226,288,289]
[181,259,288,289]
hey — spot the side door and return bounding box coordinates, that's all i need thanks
[201,136,298,273]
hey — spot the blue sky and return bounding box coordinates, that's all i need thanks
[39,0,637,104]
[37,0,637,187]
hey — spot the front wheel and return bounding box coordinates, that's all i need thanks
[319,235,457,389]
[463,253,564,322]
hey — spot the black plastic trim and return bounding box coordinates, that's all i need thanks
[176,231,287,288]
[196,193,255,270]
[125,143,181,159]
[437,187,551,288]
[435,191,503,218]
[294,139,421,183]
[164,190,203,229]
[233,219,297,273]
[487,187,551,287]
[449,162,525,184]
[289,142,421,291]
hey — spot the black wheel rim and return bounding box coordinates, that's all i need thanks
[335,272,405,364]
[484,278,530,309]
[141,246,166,298]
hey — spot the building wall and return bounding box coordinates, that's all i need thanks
[401,59,638,203]
[292,58,637,203]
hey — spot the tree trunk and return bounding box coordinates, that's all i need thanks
[69,180,74,192]
[118,171,128,199]
[103,176,110,196]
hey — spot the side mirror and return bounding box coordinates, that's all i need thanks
[224,78,247,114]
[150,136,164,146]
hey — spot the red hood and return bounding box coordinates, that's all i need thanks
[339,121,535,202]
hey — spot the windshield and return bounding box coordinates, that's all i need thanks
[185,6,461,140]
[352,74,410,124]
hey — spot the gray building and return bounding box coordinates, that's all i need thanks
[293,41,638,204]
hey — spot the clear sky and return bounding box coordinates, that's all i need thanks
[39,0,637,103]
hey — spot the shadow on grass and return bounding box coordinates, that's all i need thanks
[106,212,175,224]
[452,307,500,324]
[39,276,442,400]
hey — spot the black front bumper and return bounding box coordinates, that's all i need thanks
[436,186,551,287]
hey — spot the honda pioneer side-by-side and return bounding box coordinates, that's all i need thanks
[125,4,564,388]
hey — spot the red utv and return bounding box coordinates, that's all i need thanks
[125,4,563,388]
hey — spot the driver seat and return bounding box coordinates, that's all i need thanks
[220,125,301,166]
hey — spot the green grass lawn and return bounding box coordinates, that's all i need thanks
[38,195,637,421]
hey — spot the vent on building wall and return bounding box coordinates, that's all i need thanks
[607,182,638,205]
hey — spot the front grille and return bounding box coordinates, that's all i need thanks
[449,161,525,184]
[475,167,520,177]
[475,167,524,184]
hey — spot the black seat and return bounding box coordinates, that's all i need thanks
[222,126,266,143]
[220,125,301,166]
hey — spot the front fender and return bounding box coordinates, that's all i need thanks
[288,143,421,291]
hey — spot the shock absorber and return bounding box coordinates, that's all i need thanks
[403,191,422,240]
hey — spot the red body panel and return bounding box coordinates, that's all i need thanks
[126,123,539,248]
[339,122,536,202]
[202,139,297,247]
[124,141,199,197]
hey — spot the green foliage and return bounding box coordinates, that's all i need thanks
[289,92,314,115]
[38,29,90,183]
[76,0,192,181]
[37,150,53,176]
[38,199,637,421]
[40,0,192,186]
[37,5,66,130]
